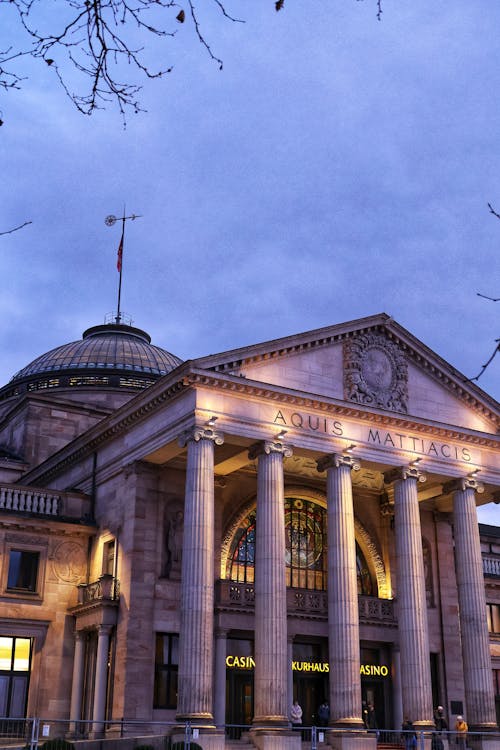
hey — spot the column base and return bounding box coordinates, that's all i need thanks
[326,728,377,750]
[249,727,301,750]
[466,734,500,750]
[170,726,225,750]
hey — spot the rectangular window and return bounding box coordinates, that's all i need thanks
[103,540,115,576]
[0,636,32,718]
[487,603,500,633]
[7,551,39,593]
[153,633,179,709]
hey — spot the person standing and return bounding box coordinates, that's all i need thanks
[318,700,330,727]
[290,699,303,730]
[434,706,448,733]
[402,718,416,750]
[455,715,468,750]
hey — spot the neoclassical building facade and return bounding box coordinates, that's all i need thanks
[0,313,499,749]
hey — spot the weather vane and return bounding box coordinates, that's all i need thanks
[105,210,142,324]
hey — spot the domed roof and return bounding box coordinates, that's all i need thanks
[2,321,183,399]
[13,323,182,379]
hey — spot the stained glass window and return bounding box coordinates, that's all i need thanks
[228,498,374,594]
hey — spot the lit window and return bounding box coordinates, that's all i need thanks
[7,550,40,592]
[487,603,500,633]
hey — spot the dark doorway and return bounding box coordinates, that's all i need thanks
[226,671,253,738]
[294,674,327,726]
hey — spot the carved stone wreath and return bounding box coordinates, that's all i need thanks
[343,331,408,413]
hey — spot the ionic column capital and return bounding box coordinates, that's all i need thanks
[384,465,426,485]
[316,453,360,473]
[179,425,224,448]
[96,624,113,637]
[443,477,485,495]
[248,440,293,460]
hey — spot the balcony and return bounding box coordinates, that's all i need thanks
[216,580,396,625]
[483,555,500,578]
[0,482,92,520]
[69,574,120,627]
[77,574,120,605]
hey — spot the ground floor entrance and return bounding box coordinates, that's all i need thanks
[225,636,392,730]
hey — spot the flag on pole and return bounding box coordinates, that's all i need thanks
[116,231,123,272]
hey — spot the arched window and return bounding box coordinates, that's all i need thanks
[228,497,374,594]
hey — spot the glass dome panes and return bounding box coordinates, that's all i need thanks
[10,327,182,381]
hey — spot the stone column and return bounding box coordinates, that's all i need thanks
[317,453,364,729]
[444,477,497,730]
[176,425,224,725]
[91,624,112,736]
[214,628,228,728]
[249,439,292,728]
[384,466,433,728]
[69,630,85,734]
[287,636,294,715]
[391,646,403,732]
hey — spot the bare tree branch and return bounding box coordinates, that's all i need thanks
[0,1,382,121]
[467,340,500,383]
[477,292,500,302]
[0,220,32,236]
[488,202,500,220]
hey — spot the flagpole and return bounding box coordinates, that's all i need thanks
[116,216,125,324]
[104,210,142,326]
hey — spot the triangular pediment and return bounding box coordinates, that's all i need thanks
[193,314,499,434]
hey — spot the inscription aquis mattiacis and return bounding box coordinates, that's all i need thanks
[272,409,474,463]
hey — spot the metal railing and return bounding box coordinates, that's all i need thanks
[0,718,498,749]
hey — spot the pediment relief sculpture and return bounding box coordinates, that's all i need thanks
[344,331,408,413]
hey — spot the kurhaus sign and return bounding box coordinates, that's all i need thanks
[272,409,474,464]
[225,656,389,678]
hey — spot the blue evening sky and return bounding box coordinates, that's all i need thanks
[0,1,498,523]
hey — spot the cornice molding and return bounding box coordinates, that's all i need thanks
[21,363,499,488]
[183,371,500,448]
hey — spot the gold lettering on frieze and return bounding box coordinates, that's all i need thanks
[273,410,474,464]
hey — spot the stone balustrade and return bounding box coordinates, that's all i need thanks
[483,555,500,578]
[216,580,395,623]
[77,574,120,605]
[0,484,61,515]
[0,483,91,519]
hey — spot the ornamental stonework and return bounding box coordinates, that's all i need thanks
[50,541,86,583]
[343,331,408,413]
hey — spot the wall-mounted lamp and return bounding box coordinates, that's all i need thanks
[206,416,218,427]
[276,429,287,441]
[410,457,422,466]
[345,443,357,454]
[469,467,480,477]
